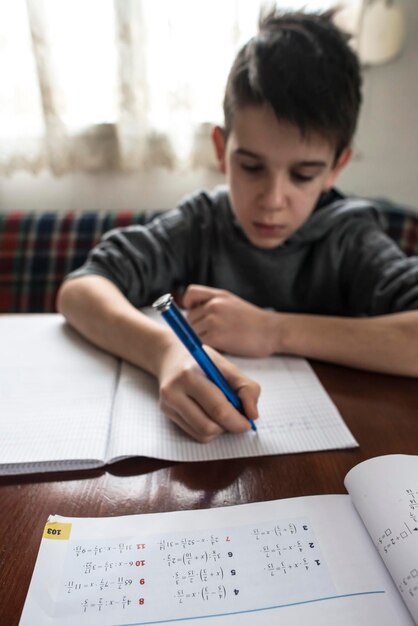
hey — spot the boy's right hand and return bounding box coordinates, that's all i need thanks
[155,341,260,443]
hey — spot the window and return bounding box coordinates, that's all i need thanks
[0,0,363,174]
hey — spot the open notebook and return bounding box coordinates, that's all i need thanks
[19,455,418,625]
[0,314,357,475]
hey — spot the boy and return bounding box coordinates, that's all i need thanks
[58,9,418,443]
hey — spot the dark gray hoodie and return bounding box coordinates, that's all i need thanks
[67,186,418,316]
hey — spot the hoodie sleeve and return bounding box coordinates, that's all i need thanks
[65,210,190,307]
[64,191,221,308]
[338,215,418,315]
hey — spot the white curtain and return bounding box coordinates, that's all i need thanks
[0,0,361,176]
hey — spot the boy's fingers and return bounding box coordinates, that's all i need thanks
[185,369,252,434]
[191,375,252,434]
[160,346,259,440]
[215,360,261,422]
[200,394,252,433]
[183,284,222,309]
[163,378,256,439]
[165,408,222,443]
[236,382,261,422]
[161,387,225,443]
[203,349,261,426]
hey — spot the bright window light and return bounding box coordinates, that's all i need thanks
[0,0,358,142]
[41,0,118,130]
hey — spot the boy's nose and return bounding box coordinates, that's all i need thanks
[261,174,288,211]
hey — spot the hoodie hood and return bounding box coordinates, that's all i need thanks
[285,189,385,247]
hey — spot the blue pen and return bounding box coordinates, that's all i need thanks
[152,293,257,432]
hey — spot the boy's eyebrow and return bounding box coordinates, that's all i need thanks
[234,148,264,159]
[234,148,327,168]
[293,160,327,168]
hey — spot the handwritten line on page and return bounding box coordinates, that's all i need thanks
[0,314,357,474]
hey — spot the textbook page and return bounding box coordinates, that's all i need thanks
[107,355,357,463]
[344,454,418,624]
[19,495,414,626]
[0,315,118,475]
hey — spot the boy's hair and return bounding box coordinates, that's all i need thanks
[223,9,362,159]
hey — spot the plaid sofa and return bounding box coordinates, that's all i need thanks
[1,202,418,313]
[0,211,156,313]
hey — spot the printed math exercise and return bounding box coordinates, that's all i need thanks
[55,517,335,623]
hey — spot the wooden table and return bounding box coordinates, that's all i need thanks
[1,361,417,625]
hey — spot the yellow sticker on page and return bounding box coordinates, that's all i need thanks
[43,522,72,540]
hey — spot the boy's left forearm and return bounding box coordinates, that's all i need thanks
[270,310,418,378]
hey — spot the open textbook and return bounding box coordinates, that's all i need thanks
[19,454,418,625]
[0,314,357,475]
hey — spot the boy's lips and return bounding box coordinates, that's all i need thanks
[252,222,286,237]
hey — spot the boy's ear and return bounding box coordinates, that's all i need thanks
[324,147,352,190]
[211,126,226,174]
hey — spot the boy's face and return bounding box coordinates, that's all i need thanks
[212,105,350,249]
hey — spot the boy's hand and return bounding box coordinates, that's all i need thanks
[156,340,260,443]
[182,285,276,357]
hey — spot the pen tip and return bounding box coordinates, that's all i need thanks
[250,419,257,432]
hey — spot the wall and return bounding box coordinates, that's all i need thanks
[337,0,418,207]
[0,0,417,213]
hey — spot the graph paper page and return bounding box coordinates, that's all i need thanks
[107,354,358,463]
[0,315,118,474]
